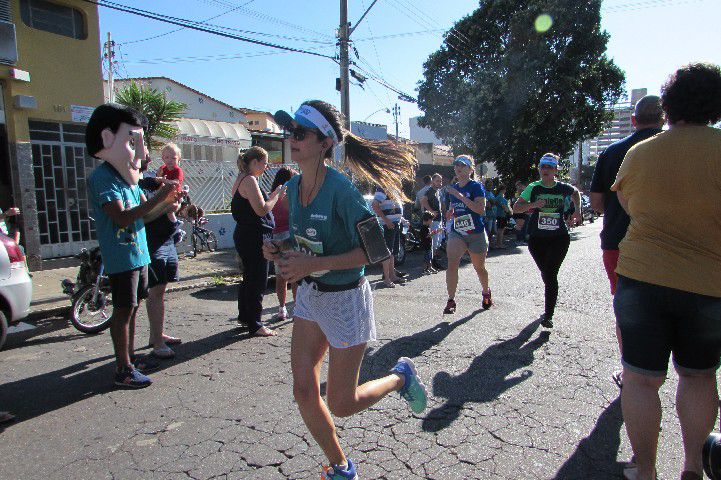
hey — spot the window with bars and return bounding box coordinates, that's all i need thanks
[20,0,87,40]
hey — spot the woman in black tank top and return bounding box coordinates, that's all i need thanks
[231,147,286,336]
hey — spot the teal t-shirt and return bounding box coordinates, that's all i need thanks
[495,195,509,218]
[286,167,374,285]
[87,162,150,274]
[485,191,497,219]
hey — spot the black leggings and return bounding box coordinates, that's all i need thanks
[528,235,570,319]
[234,226,270,334]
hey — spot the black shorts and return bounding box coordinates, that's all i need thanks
[614,275,721,377]
[497,217,508,229]
[148,245,179,289]
[109,266,149,309]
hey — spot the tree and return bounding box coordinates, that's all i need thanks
[115,81,187,150]
[417,0,625,182]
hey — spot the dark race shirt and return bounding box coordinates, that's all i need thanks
[590,128,662,250]
[520,181,576,238]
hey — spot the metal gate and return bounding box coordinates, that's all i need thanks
[29,121,100,258]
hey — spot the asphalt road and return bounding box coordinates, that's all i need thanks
[0,221,692,479]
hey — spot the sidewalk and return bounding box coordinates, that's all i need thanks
[28,249,240,320]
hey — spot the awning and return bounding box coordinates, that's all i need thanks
[174,117,252,148]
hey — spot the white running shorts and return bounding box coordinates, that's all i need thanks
[293,278,376,349]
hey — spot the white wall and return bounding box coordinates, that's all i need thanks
[351,121,388,141]
[112,78,247,124]
[409,116,443,145]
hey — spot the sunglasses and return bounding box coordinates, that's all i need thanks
[289,125,321,142]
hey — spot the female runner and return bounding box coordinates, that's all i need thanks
[443,155,493,314]
[263,101,427,479]
[512,154,581,328]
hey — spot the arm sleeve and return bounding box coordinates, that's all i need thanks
[337,186,375,249]
[520,184,534,201]
[96,174,123,206]
[474,182,486,200]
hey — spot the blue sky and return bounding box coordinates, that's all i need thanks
[100,0,720,137]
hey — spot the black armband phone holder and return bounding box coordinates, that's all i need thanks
[356,215,391,264]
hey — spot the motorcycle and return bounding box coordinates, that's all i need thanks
[395,220,422,266]
[61,246,112,334]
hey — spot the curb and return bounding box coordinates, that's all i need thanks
[26,269,240,322]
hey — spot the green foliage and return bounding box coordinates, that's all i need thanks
[115,81,187,150]
[417,0,625,183]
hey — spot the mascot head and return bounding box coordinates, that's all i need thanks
[86,103,148,185]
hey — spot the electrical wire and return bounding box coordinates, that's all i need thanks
[358,0,392,105]
[79,0,336,60]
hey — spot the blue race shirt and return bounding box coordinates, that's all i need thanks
[286,167,374,285]
[87,162,151,274]
[450,180,486,235]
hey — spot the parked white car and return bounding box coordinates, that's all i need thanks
[0,232,32,349]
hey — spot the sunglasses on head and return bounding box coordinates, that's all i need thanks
[289,125,321,142]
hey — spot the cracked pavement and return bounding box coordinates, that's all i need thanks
[0,222,689,479]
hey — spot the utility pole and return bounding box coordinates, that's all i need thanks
[104,32,116,102]
[338,1,350,132]
[392,103,400,141]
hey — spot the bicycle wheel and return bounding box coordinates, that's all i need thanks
[70,284,113,334]
[206,232,218,252]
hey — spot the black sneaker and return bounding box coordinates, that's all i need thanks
[443,298,456,314]
[540,314,554,328]
[431,260,446,271]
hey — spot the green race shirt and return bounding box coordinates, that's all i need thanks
[286,167,374,285]
[520,180,576,237]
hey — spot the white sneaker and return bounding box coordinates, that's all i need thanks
[275,306,288,319]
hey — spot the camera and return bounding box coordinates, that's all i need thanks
[704,432,721,479]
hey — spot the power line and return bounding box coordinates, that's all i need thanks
[358,0,392,105]
[120,0,256,45]
[602,0,707,11]
[80,0,336,60]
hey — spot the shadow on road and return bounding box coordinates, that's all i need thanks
[553,397,626,479]
[422,319,549,432]
[0,326,250,425]
[359,308,486,384]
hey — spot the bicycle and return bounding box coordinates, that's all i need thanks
[190,216,218,257]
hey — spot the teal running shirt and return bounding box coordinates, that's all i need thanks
[520,180,576,237]
[286,167,374,285]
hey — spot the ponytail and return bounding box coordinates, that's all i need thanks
[302,100,417,202]
[238,145,267,174]
[344,133,417,202]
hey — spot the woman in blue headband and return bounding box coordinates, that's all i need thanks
[443,154,494,314]
[513,153,581,329]
[264,100,426,480]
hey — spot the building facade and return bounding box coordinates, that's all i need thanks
[0,0,104,266]
[409,116,443,145]
[588,88,647,157]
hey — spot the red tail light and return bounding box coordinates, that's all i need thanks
[1,234,25,267]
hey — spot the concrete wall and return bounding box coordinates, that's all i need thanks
[409,116,443,145]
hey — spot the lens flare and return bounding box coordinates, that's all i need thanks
[535,14,553,33]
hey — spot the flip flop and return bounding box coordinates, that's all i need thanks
[163,336,182,345]
[253,327,277,337]
[0,411,16,425]
[612,370,623,390]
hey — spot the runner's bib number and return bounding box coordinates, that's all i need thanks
[454,214,475,234]
[538,212,561,231]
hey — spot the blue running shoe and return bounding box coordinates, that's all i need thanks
[391,357,428,414]
[114,367,152,389]
[321,458,358,480]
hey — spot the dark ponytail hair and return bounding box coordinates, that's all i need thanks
[303,100,417,202]
[271,166,296,191]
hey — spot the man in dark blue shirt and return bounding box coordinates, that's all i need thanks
[589,94,664,387]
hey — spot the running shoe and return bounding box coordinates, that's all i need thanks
[131,354,161,373]
[443,298,456,314]
[482,289,493,310]
[394,269,409,278]
[390,357,428,414]
[150,345,175,359]
[321,459,358,479]
[540,314,554,329]
[274,306,288,320]
[114,367,152,389]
